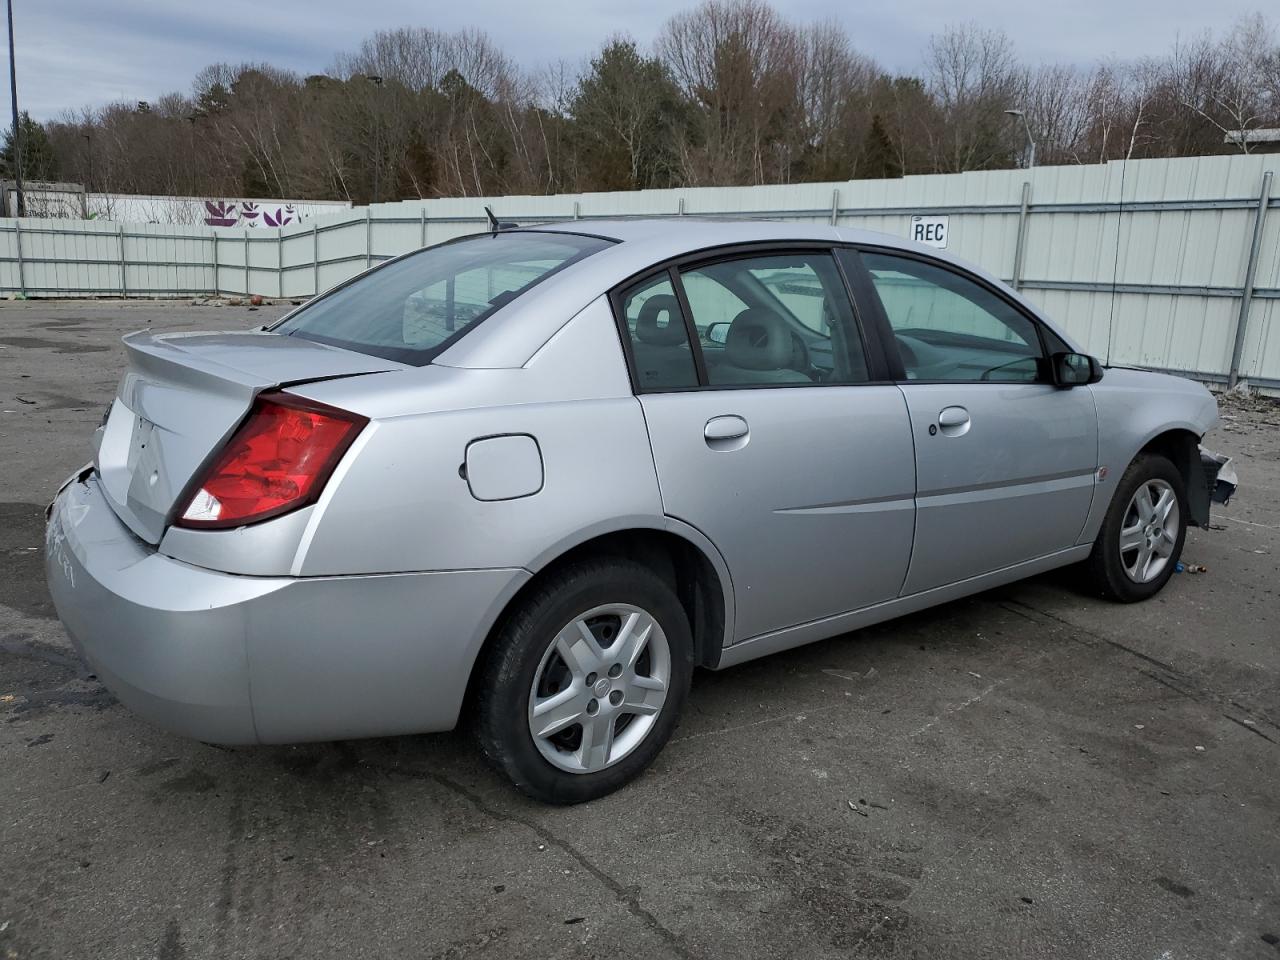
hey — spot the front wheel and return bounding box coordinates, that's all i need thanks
[474,559,693,804]
[1085,453,1187,602]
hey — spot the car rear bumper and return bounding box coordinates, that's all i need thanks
[45,471,529,745]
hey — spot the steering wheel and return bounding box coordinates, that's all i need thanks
[979,357,1037,382]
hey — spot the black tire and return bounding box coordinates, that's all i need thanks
[474,558,693,804]
[1084,453,1188,602]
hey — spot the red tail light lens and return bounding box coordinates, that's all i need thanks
[174,392,367,529]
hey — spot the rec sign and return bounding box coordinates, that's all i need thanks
[910,215,949,249]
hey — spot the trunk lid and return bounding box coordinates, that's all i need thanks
[95,330,402,544]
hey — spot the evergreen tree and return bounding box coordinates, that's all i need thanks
[1,112,58,182]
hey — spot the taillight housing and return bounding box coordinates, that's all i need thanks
[173,391,367,529]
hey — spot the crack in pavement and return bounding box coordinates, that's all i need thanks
[362,761,700,960]
[1000,599,1279,742]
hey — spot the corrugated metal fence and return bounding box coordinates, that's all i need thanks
[1,154,1277,390]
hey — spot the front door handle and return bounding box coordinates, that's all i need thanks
[936,406,971,437]
[704,415,749,449]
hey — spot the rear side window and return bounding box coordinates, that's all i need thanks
[680,253,869,387]
[618,274,699,390]
[274,231,612,365]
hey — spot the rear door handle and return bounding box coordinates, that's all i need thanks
[704,415,749,448]
[936,406,971,437]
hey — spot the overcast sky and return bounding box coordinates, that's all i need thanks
[1,0,1269,121]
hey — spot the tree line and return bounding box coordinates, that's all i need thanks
[5,0,1280,204]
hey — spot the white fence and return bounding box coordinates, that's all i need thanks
[1,154,1278,390]
[1,181,353,226]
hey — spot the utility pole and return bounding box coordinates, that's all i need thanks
[82,132,93,189]
[6,0,24,216]
[365,75,383,204]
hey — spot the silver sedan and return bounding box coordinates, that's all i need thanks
[45,219,1221,802]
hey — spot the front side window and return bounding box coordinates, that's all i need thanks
[679,253,868,387]
[861,252,1044,382]
[274,231,612,365]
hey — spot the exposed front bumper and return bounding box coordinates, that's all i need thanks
[45,472,528,745]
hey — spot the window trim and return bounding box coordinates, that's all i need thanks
[844,244,1057,386]
[607,242,896,395]
[668,265,710,386]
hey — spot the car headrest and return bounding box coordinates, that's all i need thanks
[635,295,688,346]
[725,309,793,370]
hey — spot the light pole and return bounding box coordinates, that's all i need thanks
[1005,109,1036,170]
[365,74,383,204]
[6,0,23,216]
[81,131,94,218]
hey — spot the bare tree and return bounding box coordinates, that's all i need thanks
[657,0,804,185]
[924,23,1021,172]
[1170,15,1278,152]
[799,20,881,179]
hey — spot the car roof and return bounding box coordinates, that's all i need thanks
[436,217,1078,369]
[530,216,858,246]
[528,217,995,281]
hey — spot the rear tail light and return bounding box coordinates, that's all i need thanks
[174,392,367,529]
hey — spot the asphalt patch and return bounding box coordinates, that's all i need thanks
[0,503,55,619]
[0,335,111,353]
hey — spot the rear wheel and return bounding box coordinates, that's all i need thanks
[1085,454,1187,602]
[474,559,693,803]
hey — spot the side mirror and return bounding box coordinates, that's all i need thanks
[705,321,730,345]
[1051,351,1103,388]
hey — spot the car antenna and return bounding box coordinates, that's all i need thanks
[484,205,519,233]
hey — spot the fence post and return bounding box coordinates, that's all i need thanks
[420,206,427,248]
[277,228,284,298]
[1228,170,1273,390]
[365,207,373,269]
[678,197,685,216]
[829,189,840,226]
[1011,181,1032,291]
[117,224,127,297]
[212,232,219,297]
[13,218,25,297]
[243,232,250,296]
[572,200,580,220]
[311,222,319,296]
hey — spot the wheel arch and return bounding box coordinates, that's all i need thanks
[1133,426,1211,528]
[460,519,735,721]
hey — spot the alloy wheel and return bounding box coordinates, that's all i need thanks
[1118,478,1180,583]
[527,603,671,774]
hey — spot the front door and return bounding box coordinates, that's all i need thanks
[616,250,917,642]
[854,249,1099,595]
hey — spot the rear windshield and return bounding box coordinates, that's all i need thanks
[273,231,613,365]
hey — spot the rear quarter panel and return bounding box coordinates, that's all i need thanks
[287,297,668,576]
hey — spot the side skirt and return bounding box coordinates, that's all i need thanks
[713,544,1092,670]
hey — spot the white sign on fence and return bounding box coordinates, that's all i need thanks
[910,215,949,248]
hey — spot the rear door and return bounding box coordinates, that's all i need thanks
[617,247,917,643]
[845,248,1098,595]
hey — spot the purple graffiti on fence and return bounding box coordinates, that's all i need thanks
[203,200,238,226]
[202,200,300,228]
[263,205,296,227]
